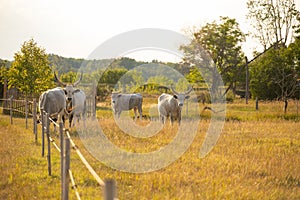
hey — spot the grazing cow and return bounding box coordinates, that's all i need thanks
[54,72,86,127]
[111,92,143,120]
[158,85,192,125]
[38,87,68,125]
[67,90,86,127]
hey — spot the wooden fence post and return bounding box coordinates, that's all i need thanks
[245,56,249,104]
[41,110,45,157]
[60,123,64,200]
[25,98,28,129]
[63,138,70,200]
[33,99,37,143]
[9,97,13,125]
[104,179,116,200]
[256,97,259,110]
[46,112,51,176]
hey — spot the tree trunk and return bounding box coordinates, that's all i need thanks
[283,99,288,114]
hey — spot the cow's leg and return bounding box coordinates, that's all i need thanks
[69,114,73,128]
[171,115,175,125]
[134,107,137,121]
[138,106,142,120]
[178,112,181,125]
[160,114,165,124]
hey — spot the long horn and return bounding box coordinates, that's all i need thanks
[170,84,179,95]
[73,72,83,86]
[184,85,193,95]
[170,84,193,95]
[54,72,67,87]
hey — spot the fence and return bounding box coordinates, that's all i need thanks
[0,97,117,200]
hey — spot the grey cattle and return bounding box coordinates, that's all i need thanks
[67,90,86,127]
[158,85,192,125]
[111,92,143,120]
[54,72,86,127]
[38,87,67,124]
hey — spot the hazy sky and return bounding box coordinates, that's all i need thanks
[1,0,299,62]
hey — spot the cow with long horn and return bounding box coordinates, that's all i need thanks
[158,85,192,125]
[54,72,86,127]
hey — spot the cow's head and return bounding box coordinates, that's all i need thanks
[170,85,192,107]
[54,72,82,103]
[111,92,122,104]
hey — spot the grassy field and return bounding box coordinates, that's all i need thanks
[0,99,300,199]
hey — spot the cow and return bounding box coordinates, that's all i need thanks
[158,85,192,125]
[54,72,86,127]
[66,89,86,127]
[111,92,143,121]
[38,87,68,127]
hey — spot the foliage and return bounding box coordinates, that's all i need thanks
[181,16,245,96]
[250,46,299,101]
[247,0,299,49]
[59,71,78,84]
[0,59,11,83]
[185,66,204,85]
[7,39,54,96]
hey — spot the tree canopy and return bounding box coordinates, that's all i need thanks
[7,39,54,97]
[181,16,245,95]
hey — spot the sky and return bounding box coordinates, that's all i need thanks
[1,0,300,62]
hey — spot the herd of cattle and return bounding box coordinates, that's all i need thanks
[38,73,193,128]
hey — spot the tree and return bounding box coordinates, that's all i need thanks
[181,16,245,96]
[250,46,299,113]
[7,39,53,97]
[247,0,299,49]
[185,66,204,85]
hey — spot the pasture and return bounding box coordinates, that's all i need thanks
[0,98,300,199]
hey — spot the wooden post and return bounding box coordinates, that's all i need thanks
[41,110,45,157]
[60,122,64,200]
[63,138,70,200]
[256,97,259,110]
[92,83,96,119]
[9,97,13,125]
[46,112,51,176]
[185,100,189,117]
[33,99,37,142]
[297,99,299,117]
[245,56,249,104]
[104,179,116,200]
[2,77,7,114]
[25,98,28,129]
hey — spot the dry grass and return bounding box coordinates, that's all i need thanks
[0,99,300,199]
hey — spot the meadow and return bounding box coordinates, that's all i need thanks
[0,98,300,199]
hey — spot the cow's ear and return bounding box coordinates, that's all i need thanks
[185,95,190,100]
[63,89,67,95]
[73,89,80,94]
[173,95,178,99]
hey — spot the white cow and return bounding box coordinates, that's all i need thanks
[111,92,143,121]
[158,85,192,125]
[67,90,86,127]
[54,72,86,127]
